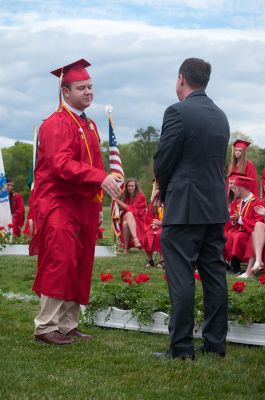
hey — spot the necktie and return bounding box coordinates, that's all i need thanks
[80,112,87,121]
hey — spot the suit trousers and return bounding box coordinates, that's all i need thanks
[161,224,228,357]
[34,295,80,335]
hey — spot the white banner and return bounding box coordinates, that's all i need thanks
[0,149,12,229]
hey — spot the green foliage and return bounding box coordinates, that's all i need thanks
[2,141,33,203]
[84,267,265,328]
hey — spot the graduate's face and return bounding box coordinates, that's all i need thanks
[234,148,243,159]
[63,79,93,110]
[127,181,136,195]
[6,181,14,193]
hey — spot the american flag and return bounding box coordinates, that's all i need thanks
[109,112,125,238]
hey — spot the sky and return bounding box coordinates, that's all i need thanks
[1,0,265,148]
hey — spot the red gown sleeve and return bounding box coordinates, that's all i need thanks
[241,199,265,233]
[13,193,25,228]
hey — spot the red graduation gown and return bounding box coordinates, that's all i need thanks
[10,192,25,236]
[224,195,264,262]
[142,201,162,253]
[32,108,107,304]
[120,192,147,248]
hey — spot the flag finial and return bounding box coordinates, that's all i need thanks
[105,104,113,114]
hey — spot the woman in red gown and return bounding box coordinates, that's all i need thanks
[226,139,258,197]
[114,178,146,254]
[143,187,164,268]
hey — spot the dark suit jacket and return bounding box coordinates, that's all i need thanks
[154,90,230,225]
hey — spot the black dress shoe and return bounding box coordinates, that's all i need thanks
[153,351,195,361]
[195,345,225,358]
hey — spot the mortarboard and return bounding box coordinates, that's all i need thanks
[228,172,246,181]
[50,59,91,85]
[233,139,251,149]
[233,176,254,191]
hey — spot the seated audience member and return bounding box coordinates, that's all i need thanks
[240,204,265,278]
[226,139,258,197]
[113,178,146,255]
[6,178,25,236]
[224,175,263,274]
[226,172,245,211]
[143,184,164,269]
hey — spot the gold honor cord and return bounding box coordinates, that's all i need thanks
[62,104,104,203]
[240,194,254,217]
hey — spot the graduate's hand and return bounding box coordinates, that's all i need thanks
[230,213,239,223]
[101,175,121,198]
[98,211,103,227]
[254,205,265,216]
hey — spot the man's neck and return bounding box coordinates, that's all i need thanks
[63,101,85,116]
[241,192,252,201]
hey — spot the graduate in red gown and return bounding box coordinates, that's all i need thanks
[226,139,258,197]
[31,59,121,345]
[113,178,146,254]
[224,176,264,274]
[143,182,164,268]
[6,179,25,236]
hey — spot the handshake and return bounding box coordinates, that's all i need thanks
[101,175,123,198]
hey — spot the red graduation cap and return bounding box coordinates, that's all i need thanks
[233,176,254,191]
[228,172,246,182]
[50,59,91,85]
[233,139,251,149]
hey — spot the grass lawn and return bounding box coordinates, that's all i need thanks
[0,208,265,399]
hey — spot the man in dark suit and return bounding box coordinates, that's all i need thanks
[154,58,230,360]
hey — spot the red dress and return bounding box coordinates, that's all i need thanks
[226,160,258,197]
[143,202,162,253]
[32,108,107,305]
[120,192,146,248]
[9,192,25,236]
[224,196,264,262]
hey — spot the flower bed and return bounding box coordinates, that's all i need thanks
[82,269,265,345]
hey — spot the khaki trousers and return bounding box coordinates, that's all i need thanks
[34,295,80,335]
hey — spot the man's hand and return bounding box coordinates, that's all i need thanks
[101,175,121,198]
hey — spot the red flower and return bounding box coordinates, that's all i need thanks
[134,273,150,284]
[232,281,246,293]
[164,274,168,281]
[194,272,201,281]
[100,272,113,282]
[0,226,5,230]
[7,223,13,229]
[259,274,265,285]
[121,271,131,277]
[122,276,133,284]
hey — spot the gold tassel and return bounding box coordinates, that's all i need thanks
[57,69,64,112]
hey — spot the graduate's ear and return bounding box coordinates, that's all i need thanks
[62,85,72,100]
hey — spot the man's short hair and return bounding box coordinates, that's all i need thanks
[179,58,211,89]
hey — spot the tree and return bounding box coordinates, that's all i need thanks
[132,126,159,167]
[2,142,33,203]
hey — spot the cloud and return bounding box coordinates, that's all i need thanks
[0,14,265,149]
